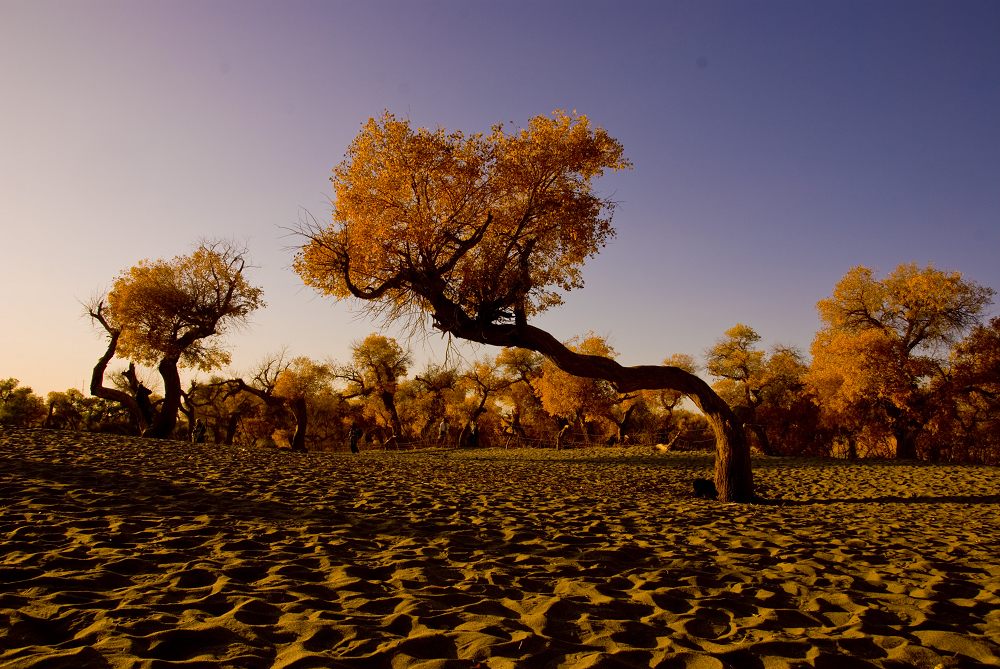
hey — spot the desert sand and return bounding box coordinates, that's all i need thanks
[1,427,998,669]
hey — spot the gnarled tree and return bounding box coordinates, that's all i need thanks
[87,241,265,438]
[295,111,755,501]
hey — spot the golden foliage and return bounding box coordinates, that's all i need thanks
[294,110,630,327]
[808,263,994,455]
[104,242,264,371]
[274,357,334,401]
[532,335,619,422]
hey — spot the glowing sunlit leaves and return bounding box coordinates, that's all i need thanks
[295,110,630,327]
[808,263,994,457]
[103,242,265,372]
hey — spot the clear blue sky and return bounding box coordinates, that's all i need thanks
[2,0,999,396]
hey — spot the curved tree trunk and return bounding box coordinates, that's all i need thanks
[428,310,756,502]
[289,396,308,451]
[688,391,755,502]
[88,330,146,434]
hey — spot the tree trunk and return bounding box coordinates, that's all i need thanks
[750,424,773,456]
[290,397,308,451]
[689,391,755,503]
[428,311,756,502]
[224,411,241,446]
[88,331,145,434]
[145,356,182,439]
[380,390,403,439]
[893,426,919,460]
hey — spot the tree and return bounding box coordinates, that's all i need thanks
[706,324,772,454]
[495,347,553,445]
[0,379,46,427]
[533,335,633,445]
[404,363,461,441]
[274,357,335,451]
[337,333,411,441]
[295,111,755,500]
[753,346,823,456]
[808,264,994,459]
[87,241,265,438]
[456,358,514,446]
[222,353,292,447]
[706,325,818,455]
[927,317,1000,463]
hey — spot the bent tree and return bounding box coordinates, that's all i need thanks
[295,111,755,501]
[88,241,265,438]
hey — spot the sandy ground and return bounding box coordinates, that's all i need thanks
[1,427,998,669]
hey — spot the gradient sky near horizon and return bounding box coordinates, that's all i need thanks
[2,0,999,397]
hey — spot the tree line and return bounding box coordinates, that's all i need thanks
[3,111,999,501]
[3,256,997,466]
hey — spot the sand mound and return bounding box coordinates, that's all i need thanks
[1,427,998,668]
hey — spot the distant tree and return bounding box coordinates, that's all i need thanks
[532,335,634,445]
[45,389,92,430]
[182,377,252,445]
[807,264,994,459]
[337,333,411,441]
[754,346,823,455]
[87,241,265,439]
[295,111,755,500]
[643,353,697,419]
[706,325,818,455]
[274,357,335,451]
[459,358,514,423]
[402,364,461,441]
[706,324,772,453]
[223,352,296,448]
[448,358,513,447]
[493,348,553,446]
[0,379,46,427]
[927,316,1000,463]
[634,353,696,448]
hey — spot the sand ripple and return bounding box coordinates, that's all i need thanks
[1,427,998,668]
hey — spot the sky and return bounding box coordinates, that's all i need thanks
[2,0,999,397]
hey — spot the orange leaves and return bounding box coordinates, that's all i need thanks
[274,358,334,401]
[532,334,619,422]
[295,110,631,328]
[808,263,994,452]
[103,241,264,371]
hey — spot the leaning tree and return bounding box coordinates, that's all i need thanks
[295,111,755,501]
[88,240,265,438]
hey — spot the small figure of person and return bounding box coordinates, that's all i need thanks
[348,425,362,454]
[555,423,570,450]
[468,420,479,448]
[437,417,449,445]
[191,419,206,444]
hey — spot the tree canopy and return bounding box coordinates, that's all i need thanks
[295,110,629,329]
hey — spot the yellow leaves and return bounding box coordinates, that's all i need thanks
[103,241,264,371]
[350,333,411,389]
[818,263,993,347]
[274,357,333,401]
[296,110,631,327]
[808,262,993,437]
[532,334,619,421]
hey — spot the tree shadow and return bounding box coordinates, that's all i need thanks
[759,493,1000,506]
